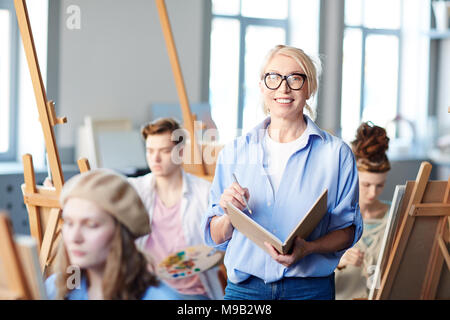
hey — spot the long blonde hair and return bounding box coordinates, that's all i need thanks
[260,45,321,120]
[54,221,158,300]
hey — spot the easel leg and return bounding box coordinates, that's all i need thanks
[420,217,447,299]
[39,208,61,276]
[420,176,450,299]
[22,154,43,250]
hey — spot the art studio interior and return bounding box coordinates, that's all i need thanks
[0,0,449,301]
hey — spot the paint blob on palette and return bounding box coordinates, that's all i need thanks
[157,245,223,279]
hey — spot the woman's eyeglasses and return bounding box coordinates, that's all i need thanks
[263,72,307,91]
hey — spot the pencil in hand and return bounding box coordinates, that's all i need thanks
[232,173,252,215]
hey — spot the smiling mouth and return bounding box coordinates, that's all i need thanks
[275,98,294,104]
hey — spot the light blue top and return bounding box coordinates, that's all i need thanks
[202,116,363,284]
[45,273,180,300]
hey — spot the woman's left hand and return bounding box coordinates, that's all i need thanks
[264,236,312,268]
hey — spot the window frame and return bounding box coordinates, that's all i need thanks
[341,0,404,139]
[345,25,403,120]
[212,2,290,131]
[0,0,19,161]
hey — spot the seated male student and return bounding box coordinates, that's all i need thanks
[128,117,224,300]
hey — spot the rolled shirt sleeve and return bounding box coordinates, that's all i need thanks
[201,150,230,251]
[326,146,363,256]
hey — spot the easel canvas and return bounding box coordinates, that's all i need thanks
[15,235,47,299]
[374,162,450,300]
[0,213,46,300]
[76,117,147,171]
[368,184,405,299]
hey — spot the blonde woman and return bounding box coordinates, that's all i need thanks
[45,169,179,300]
[202,45,363,300]
[335,122,391,300]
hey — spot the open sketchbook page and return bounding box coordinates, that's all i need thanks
[227,189,328,255]
[282,189,328,253]
[227,202,283,253]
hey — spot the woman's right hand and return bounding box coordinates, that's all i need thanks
[210,183,250,245]
[219,182,250,214]
[338,248,365,268]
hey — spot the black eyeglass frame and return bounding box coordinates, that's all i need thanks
[263,72,307,91]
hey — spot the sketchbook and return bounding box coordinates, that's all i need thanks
[226,189,328,255]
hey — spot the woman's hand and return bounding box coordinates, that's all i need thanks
[219,182,250,214]
[210,182,251,245]
[264,236,312,268]
[338,248,364,268]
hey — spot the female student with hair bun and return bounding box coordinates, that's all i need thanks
[45,169,179,300]
[335,122,391,300]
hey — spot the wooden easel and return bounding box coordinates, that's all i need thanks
[16,0,222,284]
[374,161,450,299]
[14,0,90,276]
[155,0,221,182]
[155,0,226,290]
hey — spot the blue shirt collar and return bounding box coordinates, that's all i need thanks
[245,114,325,144]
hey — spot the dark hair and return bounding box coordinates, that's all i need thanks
[351,122,391,173]
[140,117,185,145]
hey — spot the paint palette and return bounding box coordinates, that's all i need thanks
[156,245,223,279]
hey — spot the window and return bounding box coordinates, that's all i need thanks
[209,0,289,143]
[1,0,48,166]
[0,0,19,161]
[341,0,433,154]
[341,0,403,143]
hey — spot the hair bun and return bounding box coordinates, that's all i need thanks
[351,122,391,172]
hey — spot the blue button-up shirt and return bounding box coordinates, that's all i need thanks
[202,116,363,284]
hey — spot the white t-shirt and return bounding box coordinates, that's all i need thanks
[264,129,308,194]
